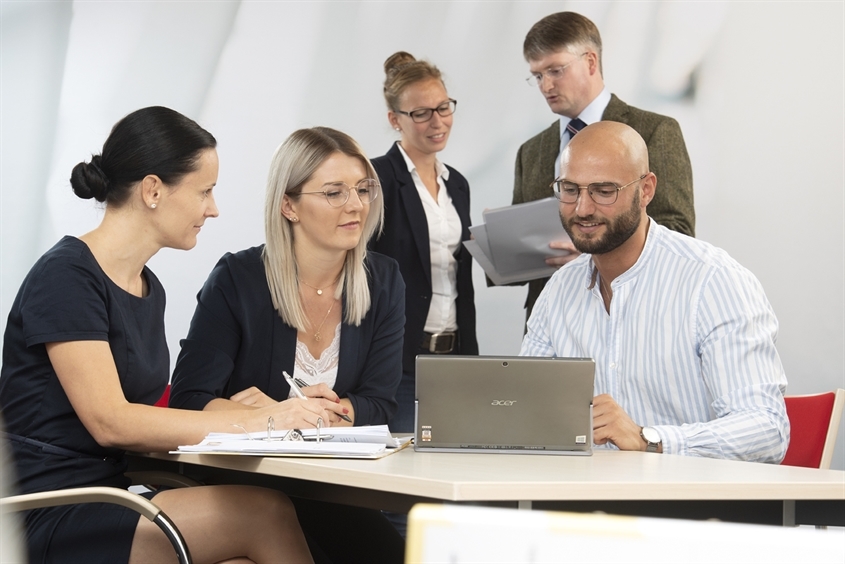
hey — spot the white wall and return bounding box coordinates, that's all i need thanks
[1,1,842,468]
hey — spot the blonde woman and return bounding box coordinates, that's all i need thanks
[171,126,405,561]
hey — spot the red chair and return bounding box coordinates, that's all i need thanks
[781,389,844,469]
[154,384,171,407]
[126,383,201,488]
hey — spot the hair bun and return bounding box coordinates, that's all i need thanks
[382,52,443,112]
[70,155,109,202]
[384,51,417,76]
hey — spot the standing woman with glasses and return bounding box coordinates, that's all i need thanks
[170,126,405,562]
[370,51,478,433]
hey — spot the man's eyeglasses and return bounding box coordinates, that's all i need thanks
[300,179,380,208]
[552,174,648,206]
[526,53,588,87]
[395,99,457,123]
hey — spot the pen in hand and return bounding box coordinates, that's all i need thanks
[282,371,353,423]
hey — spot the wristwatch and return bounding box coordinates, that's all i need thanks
[640,426,661,453]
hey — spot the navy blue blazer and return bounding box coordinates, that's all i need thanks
[370,142,478,374]
[170,246,405,425]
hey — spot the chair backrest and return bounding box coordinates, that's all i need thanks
[781,389,845,469]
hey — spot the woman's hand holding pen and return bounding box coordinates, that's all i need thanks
[229,381,352,427]
[294,381,354,426]
[227,384,335,429]
[251,398,332,431]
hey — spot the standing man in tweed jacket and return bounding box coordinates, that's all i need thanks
[513,12,696,321]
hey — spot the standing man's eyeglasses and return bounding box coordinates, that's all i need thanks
[525,52,588,87]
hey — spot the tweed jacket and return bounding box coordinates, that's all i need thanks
[512,93,695,317]
[370,142,478,374]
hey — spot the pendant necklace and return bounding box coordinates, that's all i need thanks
[311,299,336,342]
[299,275,340,296]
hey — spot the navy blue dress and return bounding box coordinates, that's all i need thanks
[0,236,168,563]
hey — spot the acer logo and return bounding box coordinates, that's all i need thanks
[491,400,517,406]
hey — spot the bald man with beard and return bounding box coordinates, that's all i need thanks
[520,122,789,463]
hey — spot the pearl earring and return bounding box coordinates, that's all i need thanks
[150,203,157,209]
[394,127,400,131]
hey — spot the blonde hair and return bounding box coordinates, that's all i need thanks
[382,51,444,112]
[262,127,384,330]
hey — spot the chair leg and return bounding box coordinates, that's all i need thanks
[153,512,193,564]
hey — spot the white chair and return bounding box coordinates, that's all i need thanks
[0,486,192,564]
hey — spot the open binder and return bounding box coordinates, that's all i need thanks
[174,425,412,459]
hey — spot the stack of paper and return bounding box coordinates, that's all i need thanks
[464,197,571,285]
[174,425,411,459]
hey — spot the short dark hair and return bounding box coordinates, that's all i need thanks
[70,106,217,206]
[523,12,603,72]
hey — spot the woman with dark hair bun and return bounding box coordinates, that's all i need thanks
[0,106,313,563]
[370,52,478,433]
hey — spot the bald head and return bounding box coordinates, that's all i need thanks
[561,121,649,179]
[556,121,656,257]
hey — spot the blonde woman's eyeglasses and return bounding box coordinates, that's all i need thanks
[299,179,380,208]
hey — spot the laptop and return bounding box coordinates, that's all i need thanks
[414,355,595,455]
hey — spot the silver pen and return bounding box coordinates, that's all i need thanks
[282,371,352,423]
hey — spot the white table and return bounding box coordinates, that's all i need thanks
[128,448,845,526]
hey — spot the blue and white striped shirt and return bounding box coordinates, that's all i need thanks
[520,220,789,463]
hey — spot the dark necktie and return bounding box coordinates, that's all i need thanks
[566,118,587,139]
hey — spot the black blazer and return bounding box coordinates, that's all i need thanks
[170,246,405,425]
[370,142,478,374]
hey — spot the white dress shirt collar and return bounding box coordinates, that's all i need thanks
[396,142,450,182]
[555,87,613,177]
[558,87,612,138]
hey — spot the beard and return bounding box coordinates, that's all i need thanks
[561,191,642,255]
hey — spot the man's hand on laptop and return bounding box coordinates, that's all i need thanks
[592,394,651,451]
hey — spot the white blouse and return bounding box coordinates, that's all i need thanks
[396,144,461,333]
[289,323,341,397]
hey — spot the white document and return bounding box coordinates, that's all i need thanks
[174,425,411,458]
[176,440,387,457]
[465,197,571,284]
[203,425,405,447]
[465,239,561,286]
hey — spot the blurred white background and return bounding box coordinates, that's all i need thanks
[2,1,843,468]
